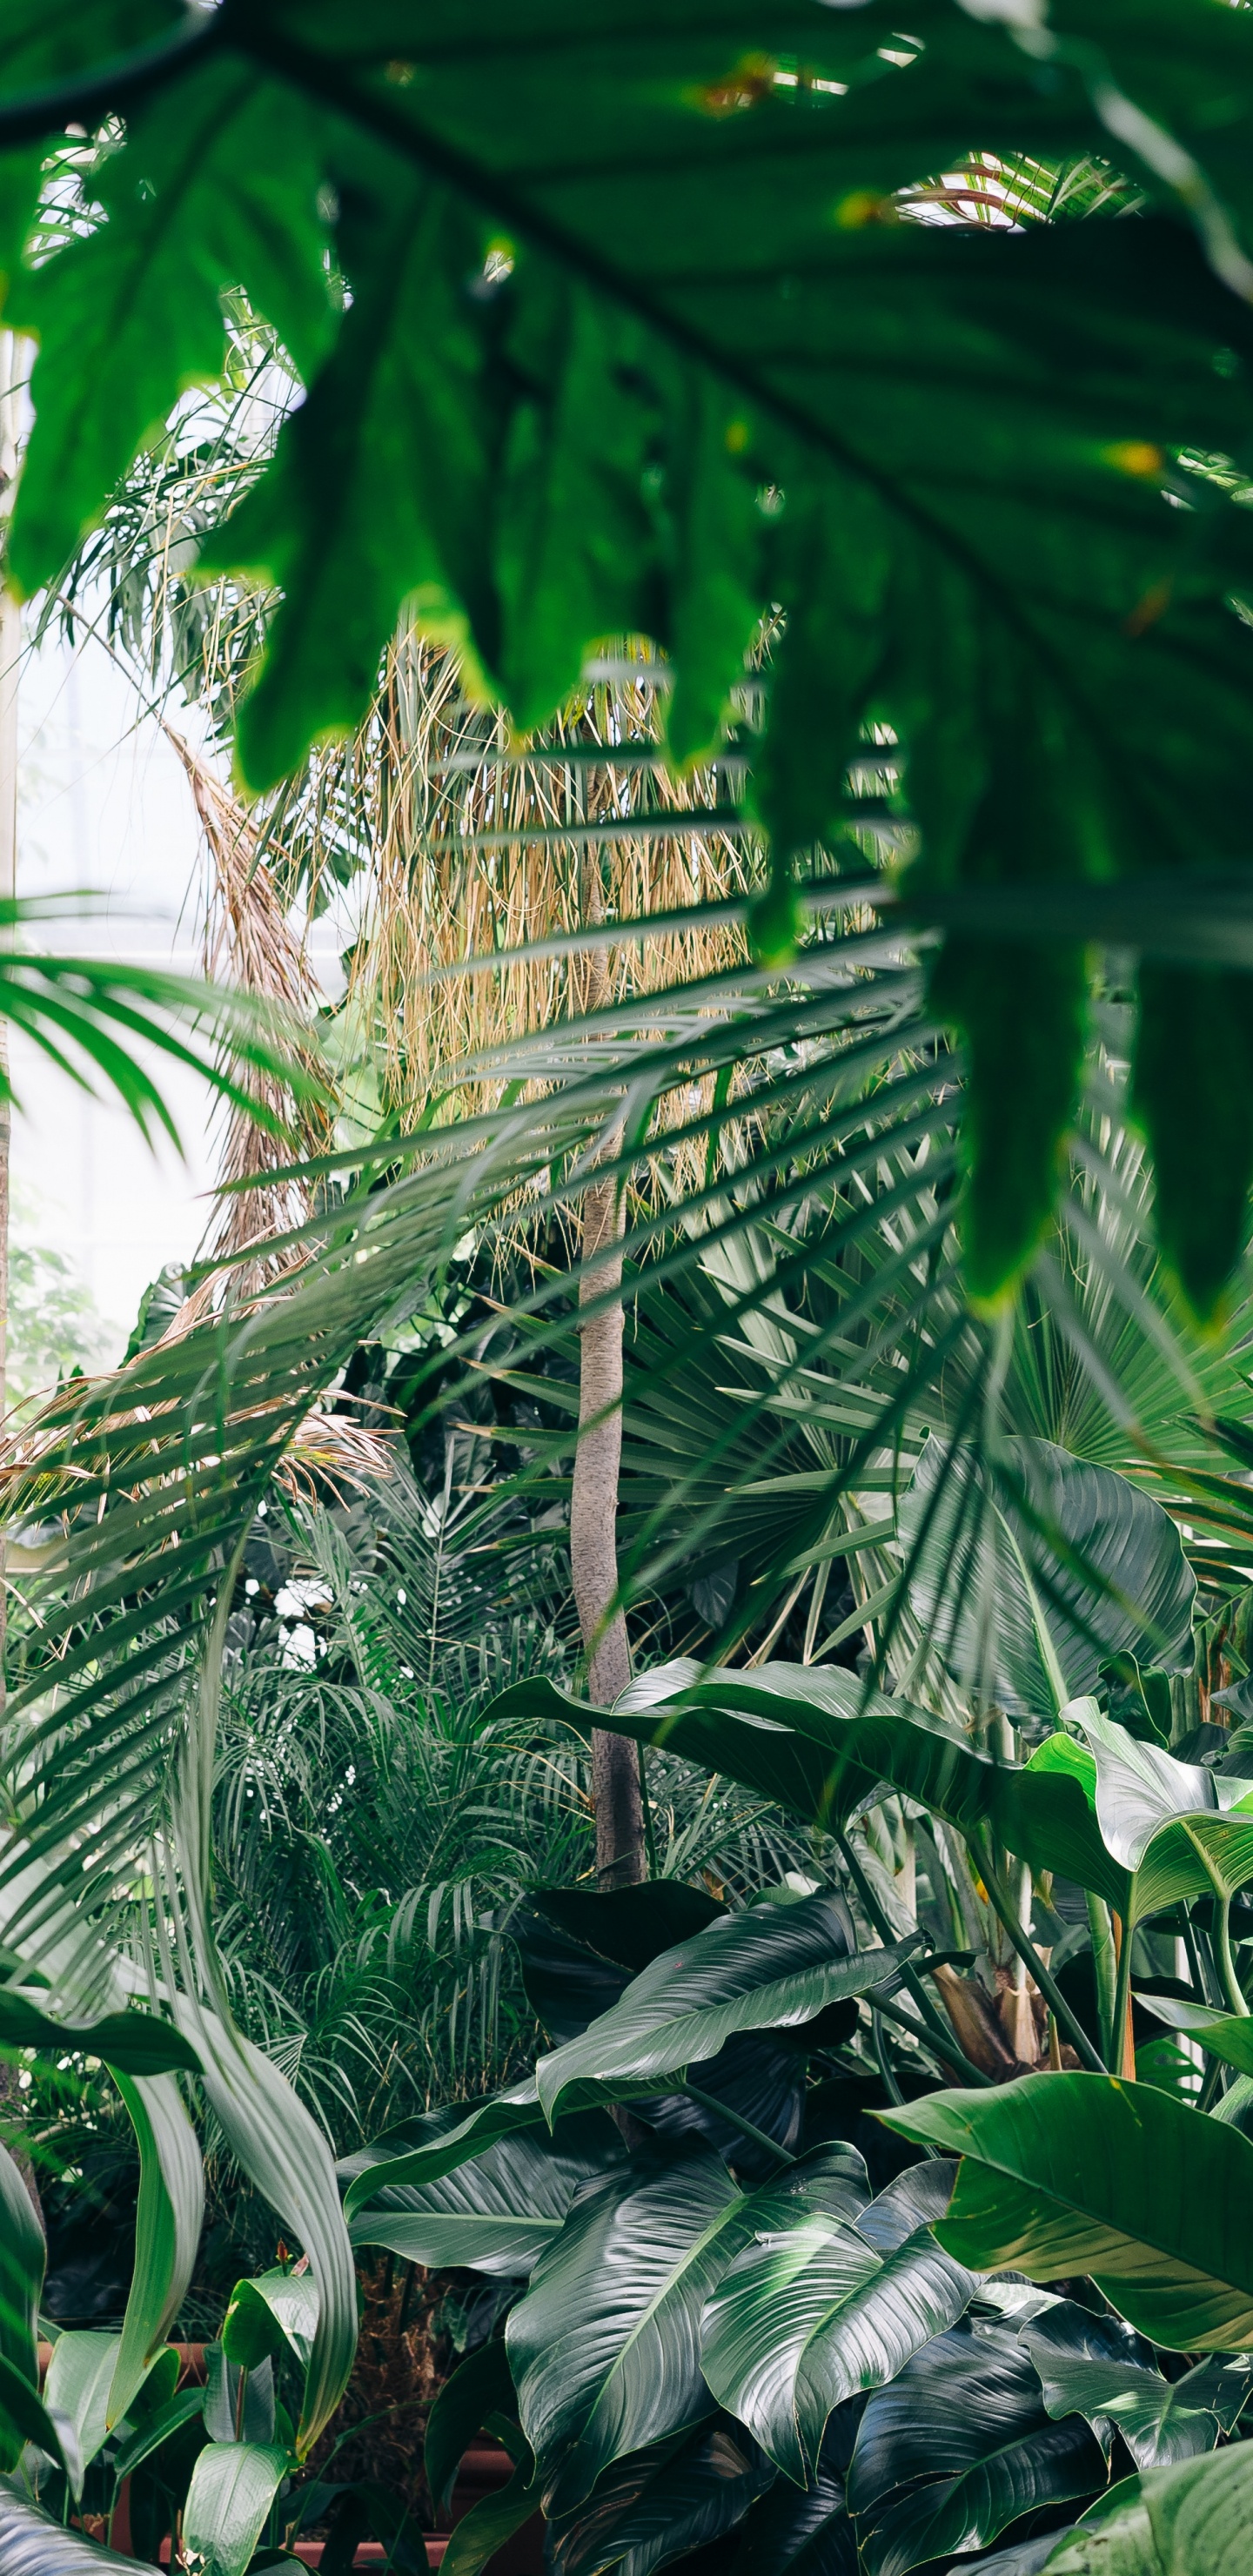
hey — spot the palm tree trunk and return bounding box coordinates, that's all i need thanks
[571,860,644,1889]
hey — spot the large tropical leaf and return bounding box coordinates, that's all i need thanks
[551,2419,774,2576]
[501,1665,1129,1913]
[107,2070,203,2431]
[0,2142,43,2463]
[181,2438,293,2576]
[506,2141,866,2512]
[11,10,1253,1292]
[733,2420,860,2576]
[1022,2302,1242,2471]
[1044,2440,1253,2576]
[0,2479,153,2573]
[900,1437,1195,1721]
[534,1888,910,2123]
[1068,1707,1253,1922]
[700,2160,975,2484]
[351,2118,626,2277]
[885,2074,1253,2351]
[846,2320,1105,2576]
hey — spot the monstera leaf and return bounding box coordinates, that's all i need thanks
[900,1439,1196,1721]
[885,2075,1253,2351]
[700,2161,975,2483]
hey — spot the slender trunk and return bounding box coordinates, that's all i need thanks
[570,855,644,1890]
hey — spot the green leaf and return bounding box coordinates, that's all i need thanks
[535,1889,909,2124]
[551,2419,774,2576]
[1044,2438,1253,2575]
[1133,965,1253,1323]
[343,2081,546,2216]
[883,2073,1253,2351]
[204,2345,276,2449]
[191,2011,356,2459]
[929,937,1089,1305]
[425,2342,516,2519]
[182,2438,292,2576]
[506,2141,865,2513]
[108,2070,204,2430]
[1071,1707,1253,1921]
[900,1439,1196,1721]
[847,2321,1105,2576]
[439,2455,544,2576]
[222,2268,318,2375]
[0,1994,200,2075]
[700,2160,975,2484]
[1139,1994,1253,2077]
[731,2427,859,2576]
[44,2332,124,2497]
[0,2142,43,2469]
[111,2383,206,2485]
[9,53,335,593]
[0,2354,77,2488]
[1022,2301,1227,2470]
[0,2475,154,2572]
[351,2118,625,2279]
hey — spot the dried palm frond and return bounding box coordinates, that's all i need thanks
[165,728,335,1285]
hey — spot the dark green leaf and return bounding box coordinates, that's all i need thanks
[1044,2439,1253,2575]
[552,2418,774,2576]
[351,2119,625,2278]
[0,1995,198,2075]
[425,2343,516,2519]
[884,2073,1253,2351]
[182,2439,292,2576]
[1022,2301,1224,2470]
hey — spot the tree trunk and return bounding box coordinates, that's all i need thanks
[570,859,644,1890]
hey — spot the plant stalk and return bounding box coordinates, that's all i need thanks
[1110,1913,1136,2078]
[835,1826,988,2084]
[1213,1895,1250,2019]
[681,2081,794,2168]
[971,1835,1106,2076]
[871,1989,992,2088]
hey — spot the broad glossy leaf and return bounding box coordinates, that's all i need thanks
[847,2322,1105,2576]
[351,2119,625,2278]
[507,1666,1128,1913]
[535,1888,916,2123]
[1022,2302,1224,2470]
[182,2438,291,2576]
[700,2160,974,2483]
[885,2073,1253,2351]
[44,2332,122,2497]
[900,1439,1195,1721]
[732,2421,859,2576]
[1045,2438,1253,2575]
[552,2419,774,2576]
[1139,1994,1253,2077]
[111,2384,207,2485]
[9,57,335,591]
[0,2143,43,2470]
[507,2141,865,2513]
[205,2345,277,2448]
[1071,1707,1253,1918]
[343,2081,544,2216]
[425,2342,516,2518]
[108,2070,204,2430]
[0,2354,77,2489]
[0,1994,199,2074]
[439,2457,544,2576]
[0,2476,153,2573]
[222,2267,318,2375]
[192,2011,354,2458]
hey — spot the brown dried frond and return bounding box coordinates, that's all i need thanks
[165,729,336,1290]
[342,628,760,1190]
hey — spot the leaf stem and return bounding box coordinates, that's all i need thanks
[835,1826,988,2083]
[870,1989,992,2088]
[970,1835,1106,2076]
[1111,1913,1135,2078]
[680,2082,794,2169]
[1213,1896,1250,2020]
